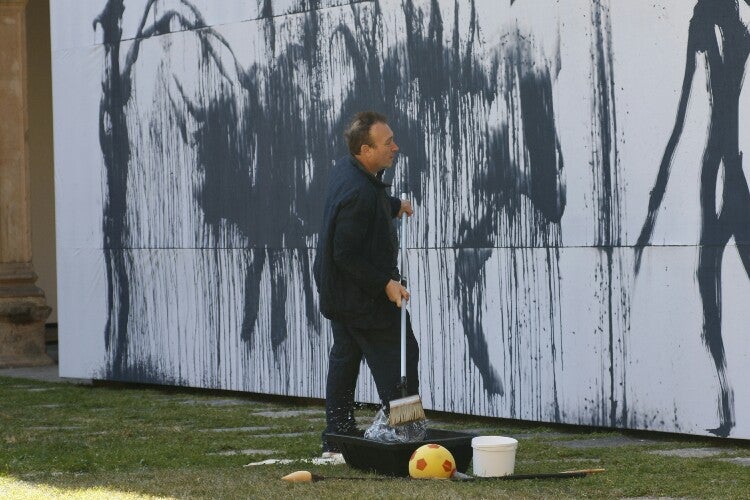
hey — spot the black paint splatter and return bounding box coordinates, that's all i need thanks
[96,0,567,393]
[635,0,750,437]
[92,0,644,432]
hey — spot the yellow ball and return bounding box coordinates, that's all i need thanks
[408,443,456,479]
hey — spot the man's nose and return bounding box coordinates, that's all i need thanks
[392,142,399,152]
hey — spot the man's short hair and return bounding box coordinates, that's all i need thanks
[344,111,388,156]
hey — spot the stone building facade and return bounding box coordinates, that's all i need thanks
[0,0,54,367]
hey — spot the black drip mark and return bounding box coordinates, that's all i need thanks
[520,61,566,224]
[589,0,629,428]
[95,0,130,380]
[635,0,750,437]
[261,0,276,51]
[454,249,503,396]
[545,246,562,422]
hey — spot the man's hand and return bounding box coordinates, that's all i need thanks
[385,279,410,308]
[397,199,414,218]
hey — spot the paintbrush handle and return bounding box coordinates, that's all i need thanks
[560,468,606,474]
[502,472,588,480]
[459,468,606,481]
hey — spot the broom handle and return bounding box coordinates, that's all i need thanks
[400,192,408,392]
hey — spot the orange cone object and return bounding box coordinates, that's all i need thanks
[281,471,328,482]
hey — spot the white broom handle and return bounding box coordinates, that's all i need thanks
[400,193,407,379]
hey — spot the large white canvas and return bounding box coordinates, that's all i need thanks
[52,0,750,438]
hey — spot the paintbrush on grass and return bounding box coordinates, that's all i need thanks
[282,471,373,482]
[388,193,426,428]
[282,469,606,483]
[452,469,607,481]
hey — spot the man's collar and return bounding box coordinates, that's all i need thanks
[350,155,391,187]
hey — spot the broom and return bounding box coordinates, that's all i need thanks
[388,193,426,427]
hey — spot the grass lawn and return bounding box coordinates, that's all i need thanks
[1,375,749,499]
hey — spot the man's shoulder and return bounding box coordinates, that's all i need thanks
[334,155,356,166]
[332,156,371,190]
[333,155,358,171]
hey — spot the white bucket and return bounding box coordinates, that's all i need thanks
[471,436,518,477]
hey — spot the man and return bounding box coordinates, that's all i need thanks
[313,111,420,456]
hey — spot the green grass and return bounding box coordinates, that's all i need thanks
[1,376,749,499]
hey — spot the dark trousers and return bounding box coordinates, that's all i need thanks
[322,312,419,449]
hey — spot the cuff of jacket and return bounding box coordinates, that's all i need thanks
[363,274,393,297]
[389,196,401,218]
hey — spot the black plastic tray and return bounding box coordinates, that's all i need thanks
[325,429,474,477]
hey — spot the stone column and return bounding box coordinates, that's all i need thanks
[0,0,52,367]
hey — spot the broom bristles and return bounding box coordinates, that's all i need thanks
[388,394,426,426]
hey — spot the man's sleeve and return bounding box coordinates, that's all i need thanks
[388,195,401,218]
[333,188,393,296]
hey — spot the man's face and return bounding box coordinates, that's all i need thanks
[361,122,399,171]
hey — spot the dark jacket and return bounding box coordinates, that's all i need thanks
[314,155,402,329]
